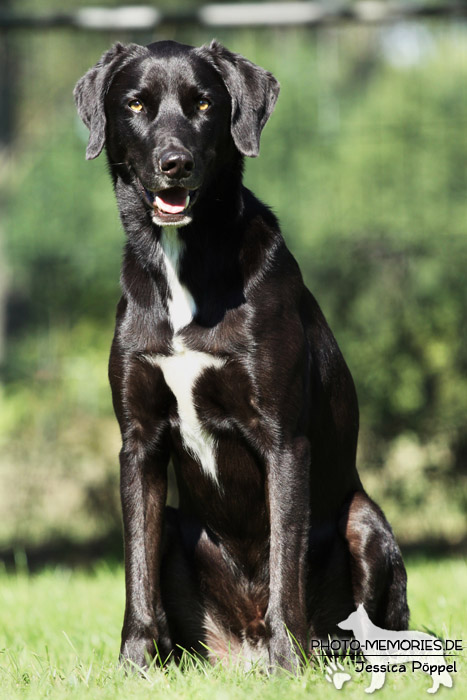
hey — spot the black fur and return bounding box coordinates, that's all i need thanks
[74,39,409,672]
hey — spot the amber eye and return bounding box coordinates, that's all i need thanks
[197,98,211,112]
[128,99,143,113]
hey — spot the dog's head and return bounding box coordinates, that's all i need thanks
[74,40,279,227]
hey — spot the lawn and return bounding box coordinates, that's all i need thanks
[0,557,465,699]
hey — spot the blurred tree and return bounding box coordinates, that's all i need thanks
[0,0,16,364]
[1,22,466,548]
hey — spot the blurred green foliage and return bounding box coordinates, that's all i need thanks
[1,19,466,550]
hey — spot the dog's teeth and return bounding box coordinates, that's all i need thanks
[185,194,190,208]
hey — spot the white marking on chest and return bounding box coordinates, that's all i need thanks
[151,339,224,484]
[160,228,196,332]
[149,230,224,484]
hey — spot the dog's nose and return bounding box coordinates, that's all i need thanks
[159,150,194,179]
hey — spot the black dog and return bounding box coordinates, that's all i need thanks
[74,39,408,671]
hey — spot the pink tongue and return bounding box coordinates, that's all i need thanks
[155,188,189,215]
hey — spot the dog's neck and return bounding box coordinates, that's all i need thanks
[114,162,250,327]
[159,227,197,332]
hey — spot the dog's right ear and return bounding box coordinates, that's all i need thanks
[74,43,128,160]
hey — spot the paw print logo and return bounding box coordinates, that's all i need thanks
[325,659,352,690]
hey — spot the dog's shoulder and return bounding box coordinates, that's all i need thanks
[240,186,303,286]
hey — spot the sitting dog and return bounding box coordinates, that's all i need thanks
[74,39,409,671]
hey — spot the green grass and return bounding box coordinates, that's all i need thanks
[0,558,466,699]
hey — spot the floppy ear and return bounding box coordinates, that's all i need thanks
[73,43,129,160]
[200,40,280,158]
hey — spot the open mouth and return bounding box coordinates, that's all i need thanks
[143,186,196,225]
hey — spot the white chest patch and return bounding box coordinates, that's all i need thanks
[148,230,224,484]
[154,339,225,484]
[160,228,196,332]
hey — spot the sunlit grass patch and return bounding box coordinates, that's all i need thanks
[0,558,466,698]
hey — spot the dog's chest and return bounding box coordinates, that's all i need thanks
[159,229,196,332]
[151,230,225,483]
[153,338,224,483]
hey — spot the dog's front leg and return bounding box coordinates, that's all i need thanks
[119,441,169,669]
[266,436,310,673]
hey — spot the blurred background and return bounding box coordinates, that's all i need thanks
[1,0,466,569]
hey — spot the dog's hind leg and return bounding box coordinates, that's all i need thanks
[160,507,271,669]
[158,507,209,661]
[339,491,409,631]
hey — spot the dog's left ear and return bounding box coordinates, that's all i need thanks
[74,43,132,160]
[200,40,280,158]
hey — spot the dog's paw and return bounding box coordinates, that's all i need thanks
[119,635,156,672]
[325,659,352,689]
[268,630,303,674]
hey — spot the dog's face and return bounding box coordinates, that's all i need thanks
[104,42,232,227]
[74,40,280,227]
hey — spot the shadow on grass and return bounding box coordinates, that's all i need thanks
[0,530,123,572]
[1,528,467,574]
